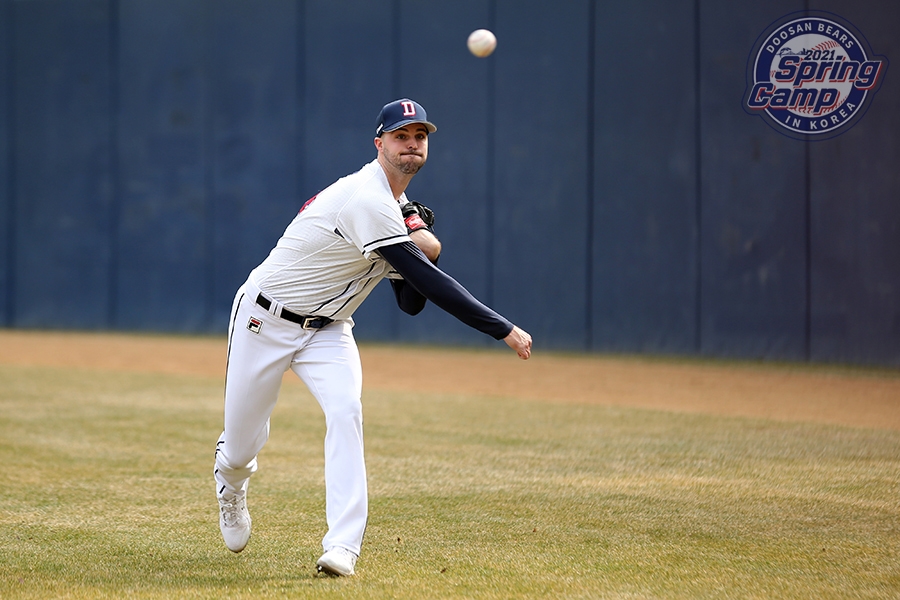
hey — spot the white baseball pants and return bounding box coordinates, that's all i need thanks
[214,278,367,555]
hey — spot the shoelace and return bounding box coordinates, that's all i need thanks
[220,496,246,527]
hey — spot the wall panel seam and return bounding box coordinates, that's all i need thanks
[4,0,15,326]
[585,0,595,350]
[107,0,120,327]
[693,0,702,353]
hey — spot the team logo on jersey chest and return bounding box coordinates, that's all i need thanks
[744,11,887,140]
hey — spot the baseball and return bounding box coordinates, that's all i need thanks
[467,29,497,58]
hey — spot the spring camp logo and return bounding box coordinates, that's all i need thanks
[744,12,887,140]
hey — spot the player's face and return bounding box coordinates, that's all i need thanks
[378,125,429,175]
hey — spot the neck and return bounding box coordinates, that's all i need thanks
[377,155,414,200]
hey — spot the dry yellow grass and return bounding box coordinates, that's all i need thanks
[1,330,899,598]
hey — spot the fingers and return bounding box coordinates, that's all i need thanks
[505,325,532,360]
[517,328,532,359]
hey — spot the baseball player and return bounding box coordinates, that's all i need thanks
[214,98,532,577]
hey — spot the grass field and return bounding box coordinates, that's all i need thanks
[1,351,899,598]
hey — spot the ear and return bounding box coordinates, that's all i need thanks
[373,137,383,152]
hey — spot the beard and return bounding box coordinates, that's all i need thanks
[387,149,426,175]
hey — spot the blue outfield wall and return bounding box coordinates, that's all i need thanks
[10,0,114,329]
[0,0,898,366]
[0,0,9,325]
[594,0,699,355]
[700,0,811,361]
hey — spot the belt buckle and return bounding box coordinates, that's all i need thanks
[301,316,319,330]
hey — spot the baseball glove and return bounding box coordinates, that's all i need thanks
[402,201,436,232]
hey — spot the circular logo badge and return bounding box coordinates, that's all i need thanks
[744,11,887,140]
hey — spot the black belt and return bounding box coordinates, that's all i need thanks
[255,294,333,330]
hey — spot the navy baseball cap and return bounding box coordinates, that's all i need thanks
[375,99,437,136]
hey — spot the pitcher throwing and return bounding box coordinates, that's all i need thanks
[213,98,532,576]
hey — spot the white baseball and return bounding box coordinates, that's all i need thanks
[467,29,497,58]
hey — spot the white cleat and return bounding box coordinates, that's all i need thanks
[316,547,358,576]
[218,491,251,552]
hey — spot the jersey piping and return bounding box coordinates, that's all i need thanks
[249,160,410,321]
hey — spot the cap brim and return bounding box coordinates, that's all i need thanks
[383,119,437,134]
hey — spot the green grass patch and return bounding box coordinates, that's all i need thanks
[0,363,898,598]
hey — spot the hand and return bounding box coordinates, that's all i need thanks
[504,325,532,360]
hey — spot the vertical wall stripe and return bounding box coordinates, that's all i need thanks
[585,0,595,351]
[693,0,702,353]
[4,0,15,326]
[391,0,400,97]
[296,0,306,197]
[485,0,497,308]
[804,135,812,360]
[803,2,811,360]
[202,0,215,329]
[107,0,120,327]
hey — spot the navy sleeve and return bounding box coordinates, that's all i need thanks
[390,279,428,315]
[377,242,514,340]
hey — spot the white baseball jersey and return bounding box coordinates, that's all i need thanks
[215,159,414,557]
[215,156,513,561]
[215,97,526,569]
[249,159,410,320]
